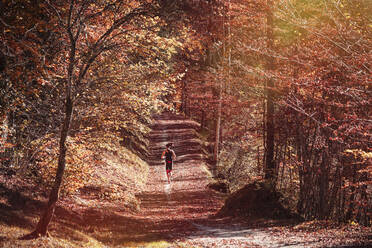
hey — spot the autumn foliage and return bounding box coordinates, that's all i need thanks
[177,0,371,225]
[0,0,370,239]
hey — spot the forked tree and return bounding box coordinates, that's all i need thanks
[21,0,156,239]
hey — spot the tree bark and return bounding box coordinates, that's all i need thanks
[181,80,187,113]
[19,1,151,239]
[346,166,357,221]
[21,2,77,239]
[213,81,222,163]
[264,0,276,183]
[21,94,73,239]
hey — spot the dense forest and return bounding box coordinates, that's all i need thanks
[0,0,371,247]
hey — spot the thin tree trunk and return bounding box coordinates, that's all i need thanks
[22,3,77,238]
[264,0,275,184]
[181,80,187,113]
[214,82,222,163]
[318,152,328,219]
[296,125,306,216]
[213,0,230,164]
[21,94,73,239]
[346,166,357,221]
[328,164,341,219]
[257,146,261,173]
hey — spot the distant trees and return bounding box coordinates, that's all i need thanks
[273,0,371,224]
[1,1,60,173]
[179,0,371,225]
[172,0,227,164]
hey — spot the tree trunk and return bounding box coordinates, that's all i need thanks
[213,82,222,163]
[318,152,329,219]
[21,88,73,240]
[213,0,229,165]
[328,164,341,219]
[0,51,6,72]
[181,80,187,113]
[264,0,276,183]
[0,2,5,72]
[346,166,357,221]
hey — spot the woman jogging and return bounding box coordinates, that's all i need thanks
[161,143,176,183]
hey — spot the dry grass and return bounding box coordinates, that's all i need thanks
[0,224,106,248]
[0,139,152,248]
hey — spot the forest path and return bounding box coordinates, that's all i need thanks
[137,112,226,243]
[133,112,370,248]
[137,113,289,247]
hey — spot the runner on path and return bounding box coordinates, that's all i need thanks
[161,143,176,183]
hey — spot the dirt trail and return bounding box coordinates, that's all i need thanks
[138,112,225,240]
[136,112,370,248]
[139,113,281,247]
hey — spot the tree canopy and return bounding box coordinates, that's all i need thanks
[0,0,370,238]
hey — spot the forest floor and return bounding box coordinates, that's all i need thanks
[0,157,371,248]
[0,113,371,247]
[133,160,371,248]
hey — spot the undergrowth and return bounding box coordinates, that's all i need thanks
[0,130,150,247]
